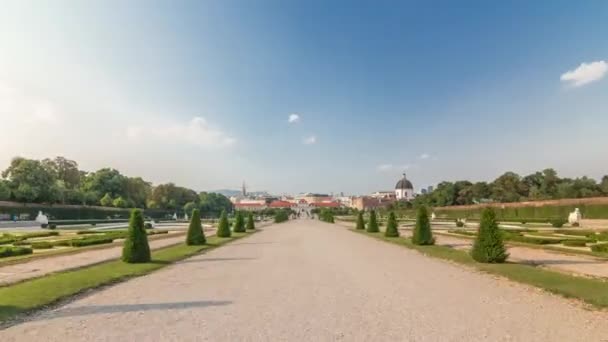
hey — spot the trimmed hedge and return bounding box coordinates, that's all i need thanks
[30,241,54,249]
[591,243,608,253]
[0,246,33,258]
[562,240,587,247]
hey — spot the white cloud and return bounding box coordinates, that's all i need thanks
[288,113,300,124]
[377,164,393,171]
[127,116,236,148]
[419,153,430,160]
[560,60,607,87]
[303,135,316,145]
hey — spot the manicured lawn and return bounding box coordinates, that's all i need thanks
[353,230,608,309]
[0,232,251,323]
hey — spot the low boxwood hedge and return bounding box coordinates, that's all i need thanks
[591,243,608,253]
[30,241,54,249]
[562,240,587,247]
[0,246,33,258]
[68,237,114,247]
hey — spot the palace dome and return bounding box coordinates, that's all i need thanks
[395,174,413,190]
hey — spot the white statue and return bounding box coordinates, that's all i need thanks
[568,208,581,225]
[184,213,189,221]
[35,211,49,225]
[431,212,436,220]
[172,213,178,220]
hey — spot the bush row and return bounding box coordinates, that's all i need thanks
[0,246,33,258]
[591,243,608,253]
[562,240,588,247]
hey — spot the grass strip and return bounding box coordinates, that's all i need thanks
[352,230,608,309]
[0,232,251,323]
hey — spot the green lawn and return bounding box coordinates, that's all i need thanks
[353,230,608,309]
[0,232,252,323]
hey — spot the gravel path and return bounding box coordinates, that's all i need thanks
[2,219,608,341]
[0,231,198,286]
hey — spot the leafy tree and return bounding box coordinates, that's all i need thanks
[233,211,246,233]
[124,177,151,208]
[490,172,526,202]
[112,196,128,208]
[199,192,233,217]
[183,201,198,215]
[384,211,399,237]
[246,212,255,230]
[122,209,151,263]
[471,208,508,263]
[216,210,231,237]
[82,168,127,200]
[2,157,57,202]
[42,157,81,189]
[412,206,434,245]
[186,209,206,245]
[100,193,114,207]
[0,180,11,201]
[366,210,379,233]
[355,211,365,230]
[601,176,608,195]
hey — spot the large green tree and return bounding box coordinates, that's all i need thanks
[2,157,57,203]
[471,208,508,263]
[199,192,233,217]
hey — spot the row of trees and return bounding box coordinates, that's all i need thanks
[0,156,232,216]
[413,169,608,207]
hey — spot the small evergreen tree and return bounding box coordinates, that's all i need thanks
[186,209,206,245]
[412,206,435,245]
[216,210,231,237]
[366,210,379,233]
[355,211,365,230]
[471,208,508,263]
[246,212,255,230]
[122,209,151,263]
[233,211,246,233]
[385,211,400,237]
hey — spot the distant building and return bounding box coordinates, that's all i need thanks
[421,188,428,195]
[351,196,394,211]
[371,191,396,199]
[297,193,333,204]
[395,173,414,201]
[427,185,434,193]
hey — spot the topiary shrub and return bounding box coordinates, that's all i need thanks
[246,212,255,230]
[355,212,365,230]
[216,210,232,238]
[412,206,435,245]
[384,212,400,237]
[551,218,567,228]
[186,209,206,245]
[471,208,508,263]
[366,210,379,233]
[233,211,246,233]
[121,209,151,263]
[563,240,587,247]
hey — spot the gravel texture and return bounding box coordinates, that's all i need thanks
[2,219,608,341]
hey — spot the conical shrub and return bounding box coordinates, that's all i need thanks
[355,212,365,230]
[471,208,508,263]
[246,212,255,230]
[122,209,151,263]
[366,210,379,233]
[186,209,206,245]
[216,210,231,238]
[233,211,245,233]
[385,211,400,237]
[412,206,435,245]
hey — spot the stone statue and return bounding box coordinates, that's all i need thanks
[431,212,436,220]
[184,213,189,221]
[172,213,178,220]
[568,208,581,225]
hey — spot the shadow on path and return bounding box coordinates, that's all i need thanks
[40,301,232,320]
[178,257,256,264]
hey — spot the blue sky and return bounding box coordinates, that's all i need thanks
[0,1,607,195]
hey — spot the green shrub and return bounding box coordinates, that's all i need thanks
[319,209,335,223]
[76,230,105,235]
[30,241,54,249]
[49,224,57,230]
[121,209,151,263]
[246,212,255,230]
[412,206,434,245]
[471,208,508,263]
[355,212,365,230]
[563,240,587,247]
[448,229,477,237]
[70,237,115,247]
[274,209,289,223]
[384,212,400,237]
[551,218,567,228]
[558,229,596,237]
[23,231,59,239]
[595,233,608,241]
[144,222,153,229]
[455,220,465,228]
[0,246,33,258]
[186,209,206,245]
[591,243,608,253]
[366,210,379,233]
[233,211,246,233]
[216,210,232,237]
[505,235,562,245]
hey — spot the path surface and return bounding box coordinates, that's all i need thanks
[0,231,200,286]
[3,220,608,341]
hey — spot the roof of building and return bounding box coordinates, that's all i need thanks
[235,203,265,208]
[311,201,341,208]
[268,200,295,208]
[395,173,413,190]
